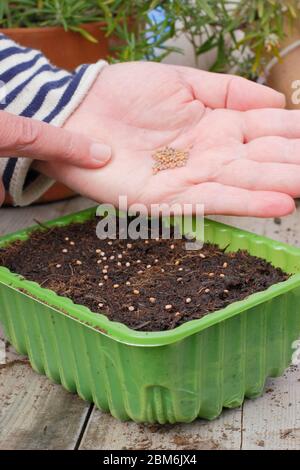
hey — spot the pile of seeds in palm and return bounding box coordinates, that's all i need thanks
[152,146,189,174]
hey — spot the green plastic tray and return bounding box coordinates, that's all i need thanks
[1,207,300,423]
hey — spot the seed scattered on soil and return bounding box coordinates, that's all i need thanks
[76,260,82,265]
[98,303,104,308]
[70,241,75,246]
[186,297,192,304]
[62,249,68,253]
[0,217,288,332]
[64,237,69,241]
[220,273,225,278]
[152,146,189,174]
[113,284,119,289]
[133,289,140,295]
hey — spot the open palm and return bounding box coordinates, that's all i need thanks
[37,62,300,217]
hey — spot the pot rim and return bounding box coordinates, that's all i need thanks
[0,21,106,34]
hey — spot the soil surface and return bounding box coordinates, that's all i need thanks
[0,217,288,331]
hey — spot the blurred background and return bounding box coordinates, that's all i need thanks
[1,1,300,97]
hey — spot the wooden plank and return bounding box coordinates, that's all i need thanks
[0,362,91,450]
[79,408,242,450]
[0,196,94,236]
[241,366,300,450]
[0,197,94,450]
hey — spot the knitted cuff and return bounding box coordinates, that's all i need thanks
[0,34,107,206]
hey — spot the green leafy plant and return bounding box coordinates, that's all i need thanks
[0,1,175,61]
[0,1,299,78]
[160,0,299,79]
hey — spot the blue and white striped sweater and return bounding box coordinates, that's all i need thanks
[0,34,107,206]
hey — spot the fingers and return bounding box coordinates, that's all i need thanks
[243,109,300,141]
[177,182,295,217]
[214,159,300,197]
[246,136,300,164]
[176,67,286,110]
[0,111,111,168]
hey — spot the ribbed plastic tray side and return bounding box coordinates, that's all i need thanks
[1,282,299,423]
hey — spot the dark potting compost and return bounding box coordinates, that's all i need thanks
[0,217,288,331]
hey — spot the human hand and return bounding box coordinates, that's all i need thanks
[36,62,300,217]
[0,110,111,205]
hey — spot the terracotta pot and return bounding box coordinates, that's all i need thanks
[266,20,300,110]
[1,23,113,205]
[2,22,112,70]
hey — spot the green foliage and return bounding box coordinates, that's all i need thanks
[0,1,299,78]
[160,0,299,78]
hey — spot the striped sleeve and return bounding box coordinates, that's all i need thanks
[0,33,107,206]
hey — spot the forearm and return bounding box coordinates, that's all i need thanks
[0,34,107,206]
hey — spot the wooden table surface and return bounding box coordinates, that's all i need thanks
[0,197,299,450]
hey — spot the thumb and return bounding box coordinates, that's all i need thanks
[0,111,111,168]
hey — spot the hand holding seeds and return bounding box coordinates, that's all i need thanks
[34,61,300,217]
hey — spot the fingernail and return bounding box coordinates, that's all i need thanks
[90,143,111,163]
